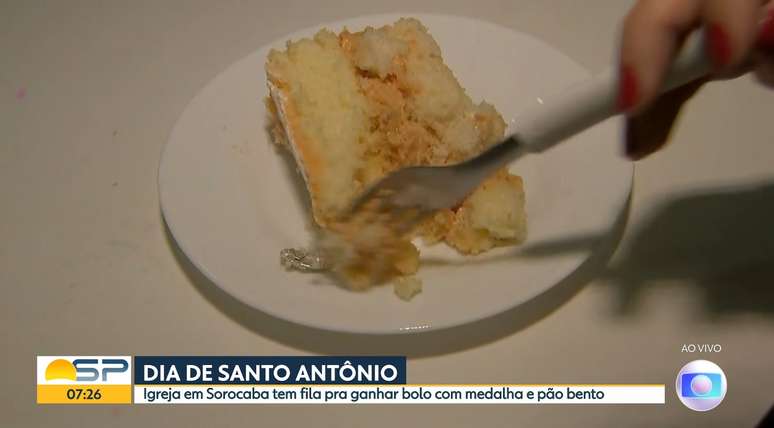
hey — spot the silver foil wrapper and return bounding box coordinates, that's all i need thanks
[279,248,331,272]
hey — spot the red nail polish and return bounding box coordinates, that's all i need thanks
[757,9,774,52]
[617,64,639,112]
[707,23,732,68]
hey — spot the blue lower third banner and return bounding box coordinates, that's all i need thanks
[134,356,406,385]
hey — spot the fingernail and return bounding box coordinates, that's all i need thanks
[757,9,774,52]
[617,64,639,112]
[707,23,732,68]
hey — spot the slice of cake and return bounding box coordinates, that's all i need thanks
[266,18,527,292]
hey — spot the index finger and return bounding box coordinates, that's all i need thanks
[618,0,702,113]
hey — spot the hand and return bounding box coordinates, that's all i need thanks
[617,0,774,160]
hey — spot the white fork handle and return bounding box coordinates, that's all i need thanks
[516,31,712,153]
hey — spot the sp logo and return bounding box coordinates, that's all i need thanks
[45,358,129,382]
[73,358,129,382]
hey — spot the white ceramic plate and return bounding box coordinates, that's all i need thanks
[159,14,632,334]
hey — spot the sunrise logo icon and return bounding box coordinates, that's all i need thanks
[45,359,77,381]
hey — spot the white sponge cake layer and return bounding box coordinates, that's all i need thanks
[267,31,370,225]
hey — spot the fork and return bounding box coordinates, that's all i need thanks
[341,30,716,233]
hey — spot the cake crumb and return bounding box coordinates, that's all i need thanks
[394,276,422,301]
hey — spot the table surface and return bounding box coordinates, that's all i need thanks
[3,1,773,426]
